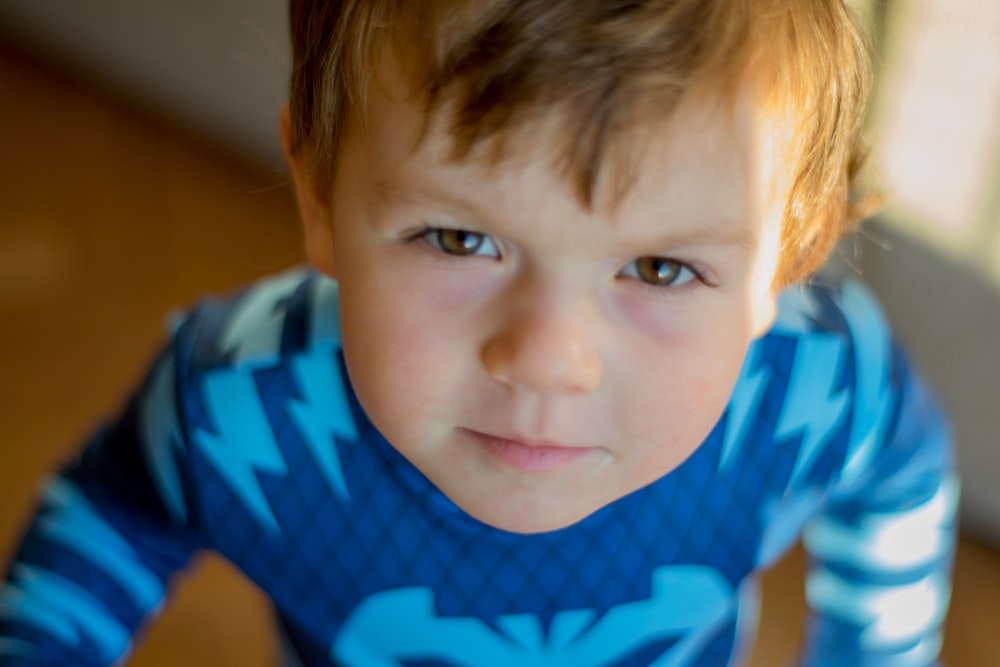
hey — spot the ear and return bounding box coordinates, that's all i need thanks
[281,103,337,277]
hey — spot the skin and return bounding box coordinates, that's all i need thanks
[282,63,791,535]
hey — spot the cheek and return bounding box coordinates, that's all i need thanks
[338,272,477,427]
[622,324,751,462]
[616,293,699,340]
[615,282,761,345]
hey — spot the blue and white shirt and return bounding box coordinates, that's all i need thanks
[0,270,958,666]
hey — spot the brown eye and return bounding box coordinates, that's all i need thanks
[424,229,500,258]
[623,256,697,287]
[636,257,681,285]
[438,230,484,255]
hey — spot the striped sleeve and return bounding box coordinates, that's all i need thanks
[799,283,958,666]
[0,345,202,666]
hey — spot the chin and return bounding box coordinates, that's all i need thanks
[463,498,599,535]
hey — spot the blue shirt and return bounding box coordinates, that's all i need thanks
[0,270,957,666]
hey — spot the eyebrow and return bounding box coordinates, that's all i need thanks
[642,224,761,255]
[372,178,490,220]
[372,178,761,254]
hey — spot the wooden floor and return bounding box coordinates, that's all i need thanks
[1,44,997,666]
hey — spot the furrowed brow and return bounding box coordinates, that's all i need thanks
[641,224,760,255]
[372,178,488,219]
[373,177,761,256]
[686,226,757,251]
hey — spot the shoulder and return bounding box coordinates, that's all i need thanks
[158,270,360,529]
[170,267,343,375]
[768,276,891,350]
[765,278,899,440]
[761,277,898,406]
[748,276,897,398]
[728,277,902,482]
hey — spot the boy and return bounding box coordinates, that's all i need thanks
[1,0,957,665]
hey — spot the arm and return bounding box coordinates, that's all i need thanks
[0,347,202,666]
[799,285,958,666]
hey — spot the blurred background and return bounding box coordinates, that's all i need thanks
[0,0,997,664]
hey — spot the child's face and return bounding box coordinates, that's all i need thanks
[287,71,788,534]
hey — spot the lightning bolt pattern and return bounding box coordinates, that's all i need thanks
[288,352,358,502]
[139,354,188,523]
[195,368,288,532]
[719,343,770,474]
[0,272,957,667]
[220,267,308,367]
[0,564,131,663]
[838,281,896,487]
[37,480,164,613]
[775,336,850,489]
[308,277,343,350]
[770,285,822,334]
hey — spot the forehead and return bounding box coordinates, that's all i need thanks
[346,64,794,235]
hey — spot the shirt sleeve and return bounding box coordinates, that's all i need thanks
[798,284,959,666]
[0,343,203,667]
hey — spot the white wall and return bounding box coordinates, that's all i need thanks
[0,0,289,169]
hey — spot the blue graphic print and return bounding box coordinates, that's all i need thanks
[0,272,957,666]
[334,566,732,667]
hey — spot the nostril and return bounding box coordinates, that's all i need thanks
[481,329,602,393]
[481,338,516,386]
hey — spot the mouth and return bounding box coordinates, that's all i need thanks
[462,429,602,472]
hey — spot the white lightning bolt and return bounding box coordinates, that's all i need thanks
[776,336,850,489]
[140,354,188,523]
[307,276,343,349]
[719,343,771,474]
[288,352,358,502]
[220,268,308,367]
[195,369,287,532]
[771,284,822,334]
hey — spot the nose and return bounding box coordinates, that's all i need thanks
[481,293,603,394]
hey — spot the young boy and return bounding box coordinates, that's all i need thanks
[1,1,957,665]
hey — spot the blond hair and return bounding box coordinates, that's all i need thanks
[288,0,876,286]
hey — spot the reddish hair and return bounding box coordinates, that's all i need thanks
[288,0,877,286]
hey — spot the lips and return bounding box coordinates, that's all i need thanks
[463,429,597,472]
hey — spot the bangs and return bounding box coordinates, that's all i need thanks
[289,0,875,284]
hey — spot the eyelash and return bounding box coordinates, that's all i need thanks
[408,226,711,289]
[408,227,501,259]
[617,257,708,290]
